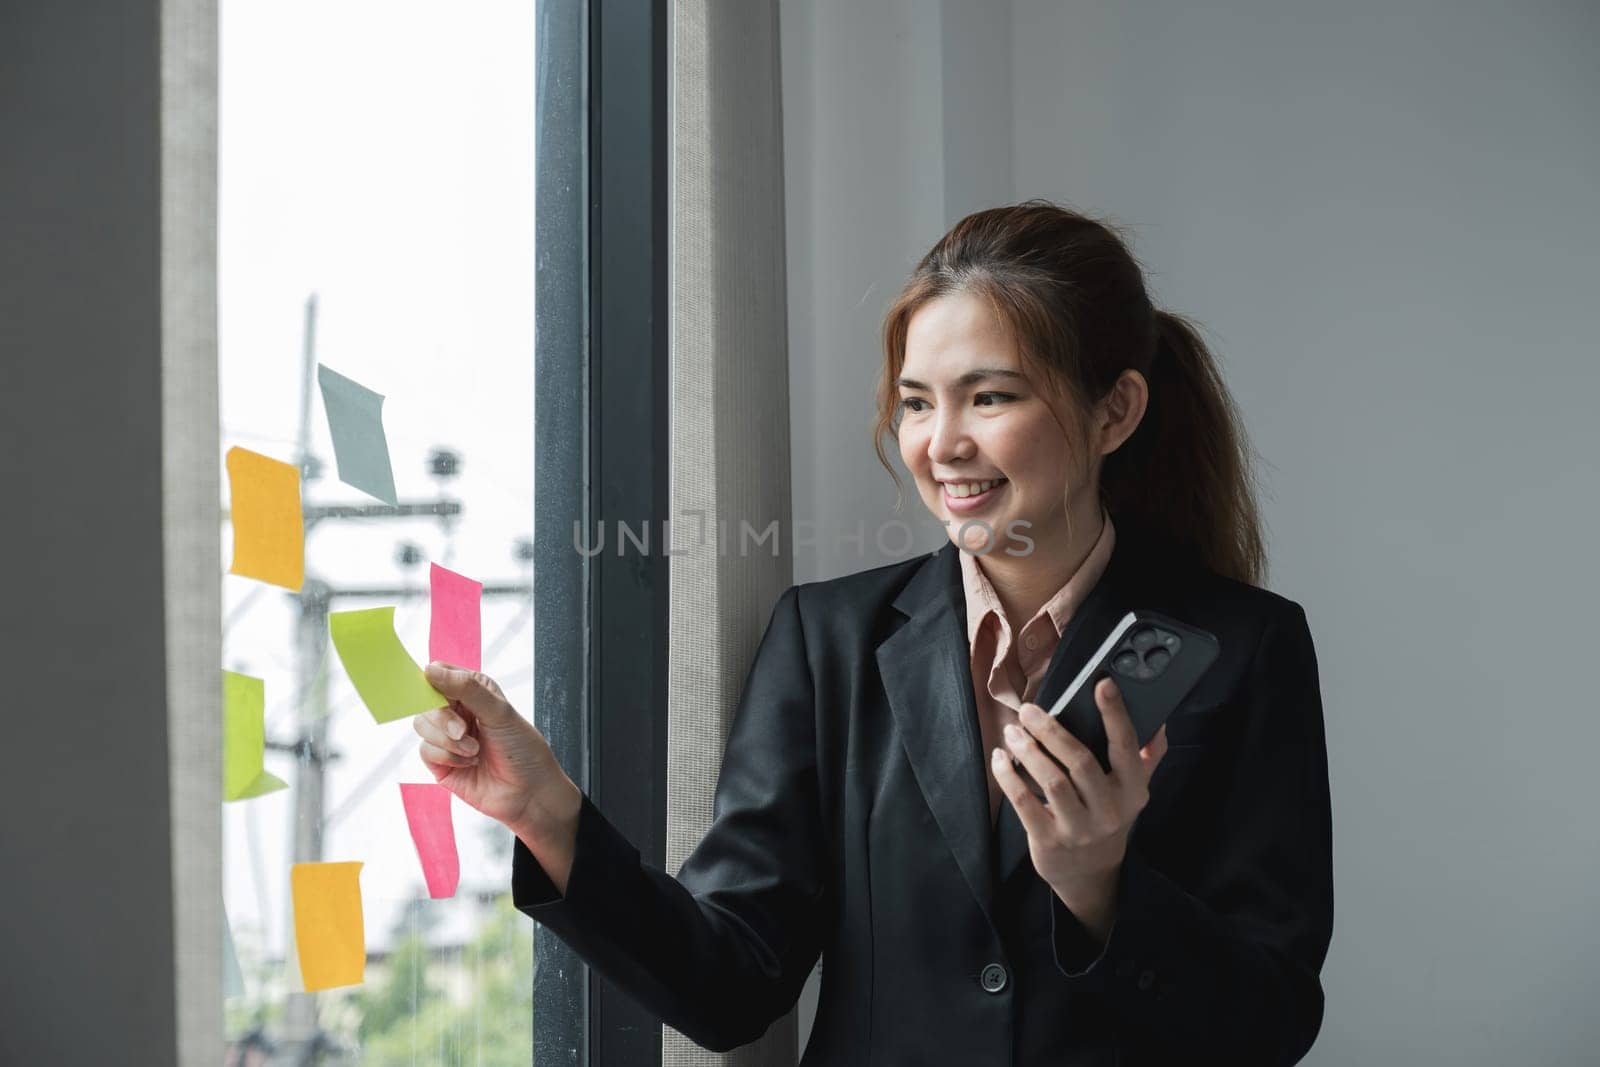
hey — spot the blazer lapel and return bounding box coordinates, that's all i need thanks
[876,543,999,927]
[876,520,1193,922]
[992,517,1178,888]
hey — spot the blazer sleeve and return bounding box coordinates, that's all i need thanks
[511,584,828,1053]
[1048,598,1334,1066]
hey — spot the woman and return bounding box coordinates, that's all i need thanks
[414,201,1334,1065]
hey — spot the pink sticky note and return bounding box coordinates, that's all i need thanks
[399,783,460,899]
[429,563,483,671]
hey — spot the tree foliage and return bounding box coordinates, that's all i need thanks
[357,895,535,1066]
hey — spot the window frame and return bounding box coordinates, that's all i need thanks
[533,0,671,1063]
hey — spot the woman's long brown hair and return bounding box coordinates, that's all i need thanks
[874,199,1268,587]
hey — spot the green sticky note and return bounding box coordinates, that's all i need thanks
[223,670,288,801]
[329,607,447,723]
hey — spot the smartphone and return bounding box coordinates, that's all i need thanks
[1036,610,1220,773]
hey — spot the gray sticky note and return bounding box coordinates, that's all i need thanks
[317,364,398,505]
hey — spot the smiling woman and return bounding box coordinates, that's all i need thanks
[414,197,1333,1065]
[877,200,1266,592]
[877,203,1283,848]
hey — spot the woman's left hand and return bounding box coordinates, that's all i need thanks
[992,677,1168,923]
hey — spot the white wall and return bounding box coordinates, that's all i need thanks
[783,0,1600,1060]
[782,0,1018,589]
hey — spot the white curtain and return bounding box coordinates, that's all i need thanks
[162,0,223,1061]
[666,1,797,1064]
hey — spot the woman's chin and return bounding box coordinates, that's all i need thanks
[948,515,1013,555]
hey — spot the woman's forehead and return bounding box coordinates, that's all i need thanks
[905,290,1007,346]
[903,292,1024,371]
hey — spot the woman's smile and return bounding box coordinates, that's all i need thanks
[942,477,1009,513]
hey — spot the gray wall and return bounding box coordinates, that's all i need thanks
[0,2,177,1062]
[783,0,1600,1061]
[0,1,220,1062]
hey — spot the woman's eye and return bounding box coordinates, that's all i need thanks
[901,393,1012,412]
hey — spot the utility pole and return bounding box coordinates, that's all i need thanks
[269,295,530,1065]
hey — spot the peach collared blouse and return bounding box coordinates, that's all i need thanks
[960,511,1117,825]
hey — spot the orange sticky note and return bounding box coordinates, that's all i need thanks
[290,862,365,992]
[226,446,304,591]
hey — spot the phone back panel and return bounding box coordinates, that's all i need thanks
[1042,609,1220,771]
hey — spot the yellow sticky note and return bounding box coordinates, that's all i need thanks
[329,607,448,723]
[223,670,287,801]
[290,862,365,992]
[226,446,304,591]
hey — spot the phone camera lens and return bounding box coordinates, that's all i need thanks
[1114,651,1141,674]
[1132,627,1158,651]
[1145,648,1171,672]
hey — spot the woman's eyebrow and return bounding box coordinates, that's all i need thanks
[896,367,1027,390]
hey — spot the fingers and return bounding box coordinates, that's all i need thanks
[418,705,472,741]
[991,747,1051,835]
[419,739,477,770]
[1011,703,1100,812]
[1091,678,1166,787]
[1095,678,1141,778]
[1140,723,1169,771]
[1017,702,1098,780]
[1011,756,1046,800]
[414,709,480,760]
[424,662,514,725]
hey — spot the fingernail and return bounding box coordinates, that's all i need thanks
[991,748,1006,766]
[1004,723,1024,743]
[447,720,464,740]
[1019,703,1042,721]
[461,737,479,755]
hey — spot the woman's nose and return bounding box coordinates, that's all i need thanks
[928,413,973,463]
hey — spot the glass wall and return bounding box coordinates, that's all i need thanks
[218,3,539,1061]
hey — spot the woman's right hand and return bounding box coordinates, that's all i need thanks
[415,662,582,860]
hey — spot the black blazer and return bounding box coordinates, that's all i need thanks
[514,516,1334,1065]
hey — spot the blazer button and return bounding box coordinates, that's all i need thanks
[979,963,1009,994]
[1136,969,1156,991]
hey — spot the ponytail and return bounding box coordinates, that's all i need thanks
[1100,309,1266,586]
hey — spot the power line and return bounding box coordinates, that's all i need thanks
[227,295,536,1065]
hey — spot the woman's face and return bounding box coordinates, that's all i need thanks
[897,290,1093,558]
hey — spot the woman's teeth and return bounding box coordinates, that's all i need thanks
[946,478,1006,498]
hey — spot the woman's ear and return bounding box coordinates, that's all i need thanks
[1096,370,1149,456]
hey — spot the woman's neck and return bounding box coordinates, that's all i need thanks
[975,508,1106,627]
